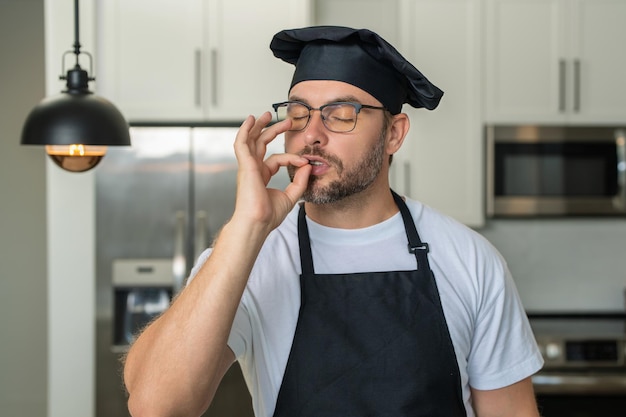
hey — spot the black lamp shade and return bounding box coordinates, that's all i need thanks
[21,90,131,147]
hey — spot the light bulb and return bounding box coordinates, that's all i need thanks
[45,144,108,172]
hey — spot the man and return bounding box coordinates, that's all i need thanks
[124,26,543,417]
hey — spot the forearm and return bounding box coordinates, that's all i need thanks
[123,217,272,417]
[471,377,540,417]
[124,113,309,417]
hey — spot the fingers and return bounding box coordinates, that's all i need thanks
[234,113,309,209]
[264,153,308,178]
[235,112,292,161]
[233,115,256,161]
[285,162,312,203]
[247,112,272,144]
[263,153,311,203]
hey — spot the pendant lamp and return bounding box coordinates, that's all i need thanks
[21,0,130,173]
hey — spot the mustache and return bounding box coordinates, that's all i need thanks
[297,146,343,172]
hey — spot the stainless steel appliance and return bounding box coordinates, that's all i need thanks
[95,124,289,417]
[486,125,626,217]
[111,258,173,347]
[530,313,626,417]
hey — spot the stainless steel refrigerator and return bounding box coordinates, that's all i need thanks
[95,124,289,417]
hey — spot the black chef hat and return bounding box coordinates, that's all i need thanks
[270,26,443,115]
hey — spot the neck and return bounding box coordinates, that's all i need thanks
[304,183,400,229]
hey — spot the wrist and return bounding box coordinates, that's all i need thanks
[221,213,274,249]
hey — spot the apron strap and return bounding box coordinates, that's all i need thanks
[298,203,315,275]
[391,190,429,255]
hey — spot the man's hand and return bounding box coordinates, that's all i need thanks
[232,111,312,232]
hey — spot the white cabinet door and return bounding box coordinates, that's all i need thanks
[485,0,626,124]
[570,0,626,123]
[205,0,310,120]
[312,0,401,193]
[98,0,204,121]
[313,0,400,45]
[484,0,565,123]
[314,0,483,226]
[99,0,310,121]
[396,0,484,227]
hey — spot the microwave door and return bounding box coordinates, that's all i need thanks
[488,126,626,217]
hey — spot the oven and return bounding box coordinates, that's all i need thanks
[529,313,626,417]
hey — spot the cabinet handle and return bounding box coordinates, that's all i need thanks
[559,59,567,112]
[211,49,218,106]
[485,125,495,217]
[573,59,581,112]
[194,49,202,108]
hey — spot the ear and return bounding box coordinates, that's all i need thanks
[385,113,410,155]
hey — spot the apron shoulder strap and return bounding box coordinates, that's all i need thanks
[391,190,429,256]
[297,203,315,275]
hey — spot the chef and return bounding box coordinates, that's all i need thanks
[123,26,544,417]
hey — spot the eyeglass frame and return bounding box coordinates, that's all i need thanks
[271,100,387,133]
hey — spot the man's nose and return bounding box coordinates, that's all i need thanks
[302,111,329,146]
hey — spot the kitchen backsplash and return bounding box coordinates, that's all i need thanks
[477,219,626,312]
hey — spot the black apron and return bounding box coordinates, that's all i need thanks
[273,191,466,417]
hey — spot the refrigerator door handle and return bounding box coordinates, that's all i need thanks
[173,211,187,294]
[194,210,208,262]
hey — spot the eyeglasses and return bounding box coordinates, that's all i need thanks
[271,101,387,133]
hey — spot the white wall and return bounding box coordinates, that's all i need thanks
[479,219,626,311]
[44,0,96,416]
[0,1,47,416]
[1,1,105,415]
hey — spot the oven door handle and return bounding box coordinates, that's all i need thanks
[533,373,626,395]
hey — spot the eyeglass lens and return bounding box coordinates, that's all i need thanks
[276,102,358,133]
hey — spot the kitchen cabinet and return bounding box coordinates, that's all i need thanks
[98,0,204,120]
[313,0,484,226]
[98,0,483,226]
[313,0,399,44]
[395,0,484,227]
[98,0,311,121]
[485,0,626,124]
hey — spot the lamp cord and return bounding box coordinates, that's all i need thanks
[72,0,81,65]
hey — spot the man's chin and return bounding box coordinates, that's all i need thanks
[302,183,330,204]
[301,180,349,205]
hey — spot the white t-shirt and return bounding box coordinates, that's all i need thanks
[190,198,544,417]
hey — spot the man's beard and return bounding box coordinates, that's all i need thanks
[287,132,386,204]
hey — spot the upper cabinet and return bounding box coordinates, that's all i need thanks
[205,0,310,120]
[98,0,311,121]
[313,0,484,227]
[97,0,485,226]
[485,0,626,124]
[98,0,203,120]
[396,0,484,227]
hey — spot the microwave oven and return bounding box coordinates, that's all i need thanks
[486,125,626,217]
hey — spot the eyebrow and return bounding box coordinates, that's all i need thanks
[288,95,364,105]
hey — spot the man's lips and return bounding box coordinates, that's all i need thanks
[304,156,326,166]
[303,155,330,175]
